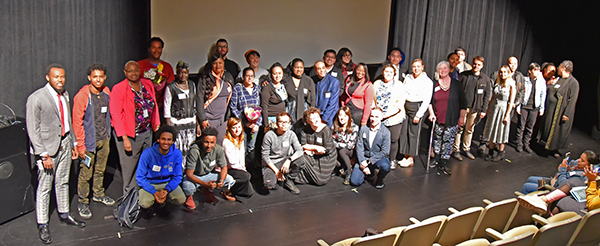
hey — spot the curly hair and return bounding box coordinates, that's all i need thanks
[201,52,224,102]
[201,127,219,139]
[87,62,107,76]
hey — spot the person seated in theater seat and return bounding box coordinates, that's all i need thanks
[135,126,186,215]
[261,112,304,194]
[182,127,237,209]
[350,107,391,188]
[518,150,599,215]
[374,47,409,82]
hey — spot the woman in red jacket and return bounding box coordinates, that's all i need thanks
[341,63,374,126]
[110,61,160,194]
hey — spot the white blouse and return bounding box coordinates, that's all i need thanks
[403,72,433,118]
[222,138,246,171]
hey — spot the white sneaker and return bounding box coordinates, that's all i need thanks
[399,158,413,168]
[518,195,548,214]
[390,160,397,170]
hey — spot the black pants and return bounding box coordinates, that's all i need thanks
[228,168,254,197]
[516,107,539,147]
[387,123,402,161]
[337,148,354,171]
[399,101,422,156]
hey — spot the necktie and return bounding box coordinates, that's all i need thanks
[57,93,65,136]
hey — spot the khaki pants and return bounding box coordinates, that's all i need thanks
[138,182,186,209]
[454,108,479,152]
[77,138,109,204]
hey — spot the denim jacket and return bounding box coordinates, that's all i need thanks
[520,76,547,114]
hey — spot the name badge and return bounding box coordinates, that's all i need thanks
[178,93,187,99]
[477,89,484,94]
[101,106,108,113]
[325,92,331,98]
[362,133,367,139]
[143,109,149,118]
[209,160,216,167]
[282,141,289,148]
[152,165,161,172]
[348,71,353,75]
[331,72,338,77]
[569,171,577,176]
[227,86,232,93]
[554,84,561,89]
[434,86,441,92]
[303,88,308,94]
[316,137,323,144]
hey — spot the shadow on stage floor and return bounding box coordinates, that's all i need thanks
[1,128,599,246]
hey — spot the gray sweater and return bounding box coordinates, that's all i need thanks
[261,129,303,166]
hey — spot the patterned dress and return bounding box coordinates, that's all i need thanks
[293,125,338,185]
[484,82,513,143]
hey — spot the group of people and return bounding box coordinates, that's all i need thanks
[26,36,585,244]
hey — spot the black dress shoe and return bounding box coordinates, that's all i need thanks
[59,214,86,228]
[38,224,52,244]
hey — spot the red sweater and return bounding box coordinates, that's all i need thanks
[110,78,160,138]
[342,79,374,124]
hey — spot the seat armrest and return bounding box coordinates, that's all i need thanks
[409,217,420,224]
[448,207,459,214]
[317,239,330,246]
[532,214,550,225]
[485,228,505,240]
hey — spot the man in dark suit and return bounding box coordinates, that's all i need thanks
[350,107,391,188]
[26,64,85,244]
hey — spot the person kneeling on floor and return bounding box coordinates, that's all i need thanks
[351,107,391,188]
[182,127,236,209]
[136,126,186,215]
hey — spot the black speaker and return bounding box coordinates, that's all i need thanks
[0,118,35,224]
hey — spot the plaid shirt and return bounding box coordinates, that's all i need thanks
[230,83,262,126]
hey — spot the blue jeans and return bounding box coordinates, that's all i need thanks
[522,176,547,194]
[350,158,391,186]
[181,173,236,197]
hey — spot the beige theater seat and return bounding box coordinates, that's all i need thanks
[567,208,600,246]
[508,190,549,229]
[485,225,538,246]
[383,216,445,246]
[455,238,491,246]
[317,232,396,246]
[434,207,484,246]
[471,198,519,241]
[487,211,581,246]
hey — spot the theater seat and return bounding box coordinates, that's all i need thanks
[436,207,484,245]
[568,208,600,246]
[316,232,396,246]
[383,216,445,246]
[471,198,519,241]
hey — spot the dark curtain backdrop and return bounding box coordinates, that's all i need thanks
[0,0,150,117]
[390,0,540,76]
[389,0,600,133]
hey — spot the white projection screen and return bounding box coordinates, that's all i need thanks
[151,0,391,73]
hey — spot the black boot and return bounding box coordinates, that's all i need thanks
[342,171,351,185]
[437,159,451,175]
[484,148,495,161]
[492,149,505,162]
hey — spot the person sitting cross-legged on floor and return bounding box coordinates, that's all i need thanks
[136,126,186,215]
[182,127,236,209]
[518,150,599,214]
[350,107,391,188]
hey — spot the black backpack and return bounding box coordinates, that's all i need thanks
[113,186,140,229]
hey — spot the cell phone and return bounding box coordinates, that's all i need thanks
[594,165,600,173]
[81,154,92,168]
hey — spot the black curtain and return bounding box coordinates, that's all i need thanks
[389,0,600,133]
[389,0,540,76]
[0,0,150,117]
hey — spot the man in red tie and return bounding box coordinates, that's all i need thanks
[26,64,85,244]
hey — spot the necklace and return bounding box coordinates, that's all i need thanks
[176,80,189,90]
[438,78,450,91]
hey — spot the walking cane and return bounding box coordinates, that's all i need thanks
[426,118,436,173]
